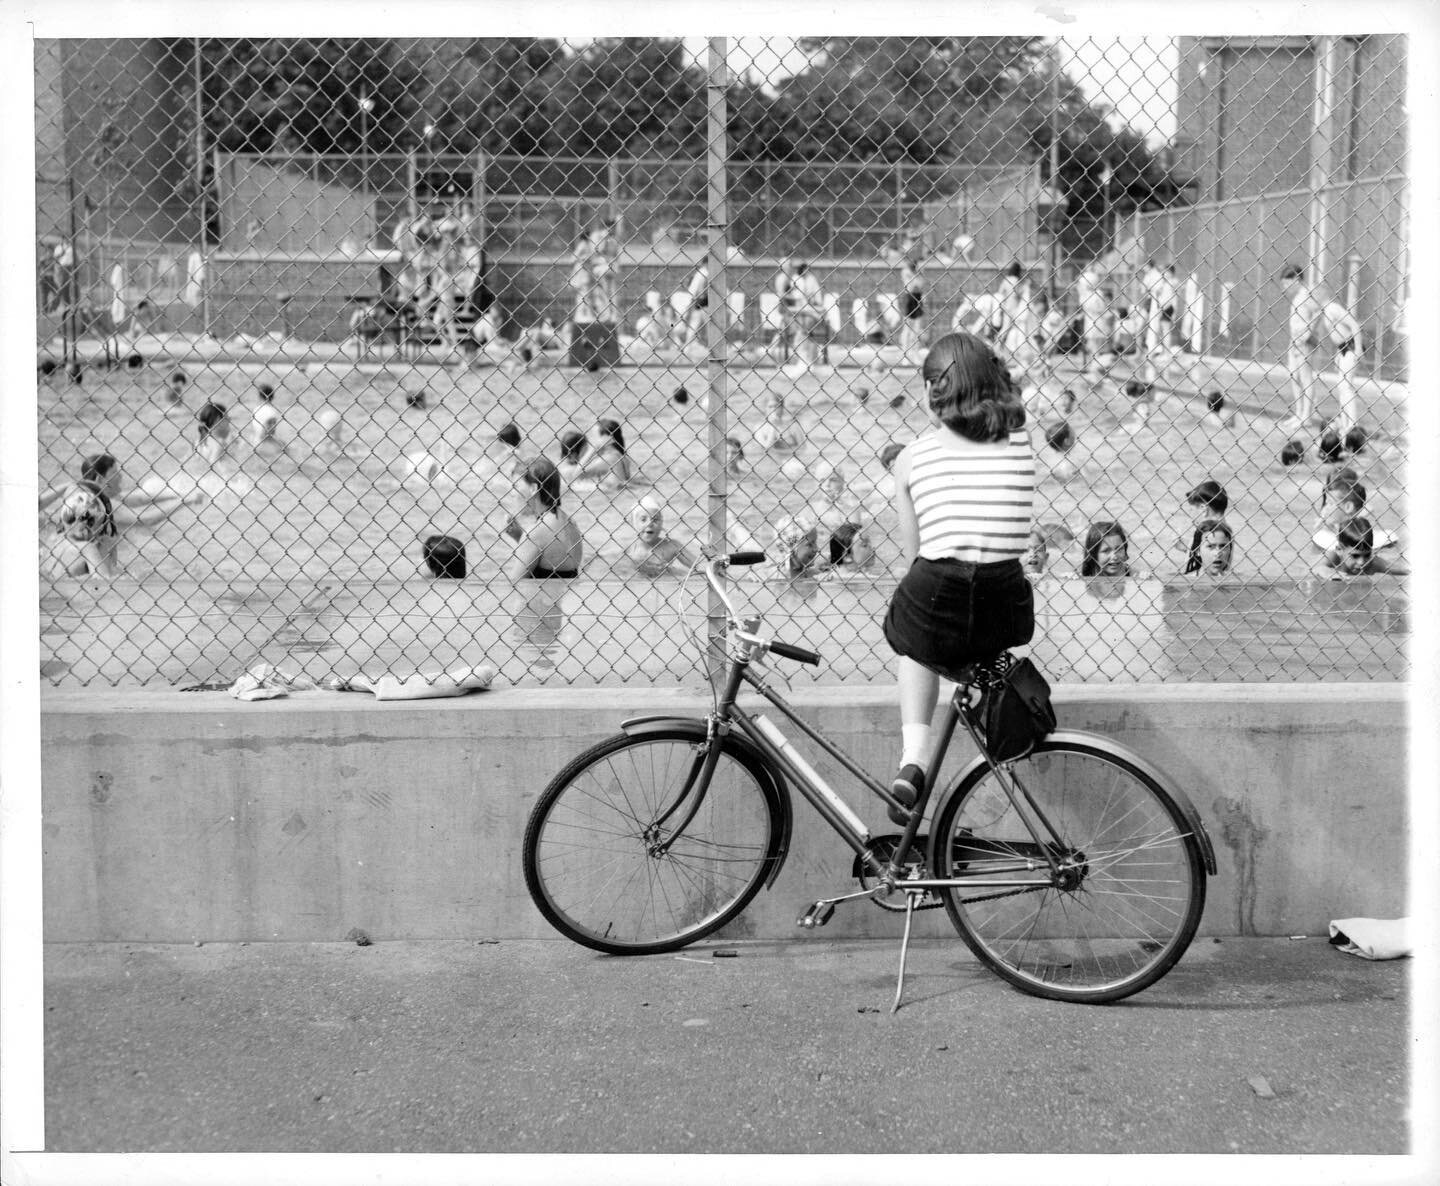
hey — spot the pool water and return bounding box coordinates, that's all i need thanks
[37,351,1408,686]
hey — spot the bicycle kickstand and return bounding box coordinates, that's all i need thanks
[890,888,923,1014]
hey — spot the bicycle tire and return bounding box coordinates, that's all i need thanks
[523,729,783,955]
[931,737,1206,1003]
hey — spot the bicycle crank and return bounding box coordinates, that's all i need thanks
[853,835,944,912]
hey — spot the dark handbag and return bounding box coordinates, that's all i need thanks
[980,656,1057,762]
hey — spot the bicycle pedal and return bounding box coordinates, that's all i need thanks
[796,901,835,929]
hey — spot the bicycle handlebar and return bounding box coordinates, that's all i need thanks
[704,552,824,667]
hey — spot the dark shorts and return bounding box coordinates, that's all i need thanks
[883,556,1034,676]
[901,291,923,321]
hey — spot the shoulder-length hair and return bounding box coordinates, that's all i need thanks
[1080,519,1128,576]
[522,457,563,513]
[921,332,1025,443]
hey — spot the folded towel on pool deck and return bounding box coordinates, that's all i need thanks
[1328,917,1411,960]
[326,664,496,701]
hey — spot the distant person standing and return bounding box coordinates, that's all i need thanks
[899,252,926,363]
[1280,264,1333,434]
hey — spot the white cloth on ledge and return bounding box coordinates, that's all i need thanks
[1328,917,1411,960]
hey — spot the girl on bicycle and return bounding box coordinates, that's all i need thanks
[883,332,1036,823]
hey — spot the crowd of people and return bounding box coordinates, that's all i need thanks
[41,232,1404,603]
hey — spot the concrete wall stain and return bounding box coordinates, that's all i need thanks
[89,771,113,805]
[1214,794,1270,936]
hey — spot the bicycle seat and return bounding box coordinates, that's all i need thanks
[928,651,1013,688]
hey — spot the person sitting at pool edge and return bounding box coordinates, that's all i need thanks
[422,534,467,579]
[505,457,584,581]
[627,496,697,577]
[1183,519,1234,577]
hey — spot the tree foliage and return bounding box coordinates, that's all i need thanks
[180,35,1191,217]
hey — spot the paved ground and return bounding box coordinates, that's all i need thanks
[39,936,1412,1157]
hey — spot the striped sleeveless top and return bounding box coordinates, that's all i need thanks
[906,429,1035,562]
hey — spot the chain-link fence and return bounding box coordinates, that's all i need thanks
[35,35,1411,688]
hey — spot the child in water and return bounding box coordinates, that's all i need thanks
[625,496,697,577]
[1315,517,1409,577]
[1080,520,1134,577]
[754,389,802,454]
[1184,519,1234,577]
[810,459,873,570]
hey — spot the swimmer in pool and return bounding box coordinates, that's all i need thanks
[1313,477,1397,554]
[1314,517,1409,578]
[573,419,636,488]
[505,457,585,581]
[164,369,188,413]
[754,514,826,581]
[251,382,285,450]
[39,480,120,578]
[1172,479,1229,554]
[1183,519,1234,577]
[557,428,589,484]
[422,534,467,579]
[726,435,746,477]
[196,402,234,467]
[1022,528,1048,576]
[810,459,873,570]
[473,422,524,488]
[754,389,802,454]
[626,496,697,577]
[1080,520,1134,578]
[39,452,200,526]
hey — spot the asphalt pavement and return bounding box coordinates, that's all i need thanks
[41,936,1411,1157]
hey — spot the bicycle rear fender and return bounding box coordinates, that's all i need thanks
[620,715,794,888]
[932,729,1218,875]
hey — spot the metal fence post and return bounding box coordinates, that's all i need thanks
[704,36,731,688]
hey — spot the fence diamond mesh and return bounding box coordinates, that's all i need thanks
[35,36,1410,688]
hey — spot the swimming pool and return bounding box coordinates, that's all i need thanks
[36,350,1409,686]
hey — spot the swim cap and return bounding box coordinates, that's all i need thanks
[58,482,113,543]
[773,514,814,549]
[629,496,663,529]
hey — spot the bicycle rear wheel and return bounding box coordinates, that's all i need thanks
[932,738,1206,1003]
[523,729,783,955]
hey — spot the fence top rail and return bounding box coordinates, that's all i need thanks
[1143,171,1406,218]
[218,149,1019,178]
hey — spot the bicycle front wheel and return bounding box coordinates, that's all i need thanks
[932,738,1206,1003]
[523,730,783,955]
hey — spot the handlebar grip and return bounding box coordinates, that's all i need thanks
[726,551,767,567]
[769,640,821,666]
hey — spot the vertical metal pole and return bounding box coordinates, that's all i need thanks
[704,37,731,688]
[607,155,621,238]
[204,145,222,337]
[1307,36,1342,287]
[1252,195,1267,358]
[473,148,487,246]
[65,175,78,368]
[1046,41,1062,297]
[406,149,418,221]
[193,37,205,246]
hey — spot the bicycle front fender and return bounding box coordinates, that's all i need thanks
[929,729,1217,876]
[620,715,794,889]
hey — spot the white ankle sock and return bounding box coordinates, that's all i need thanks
[900,723,931,770]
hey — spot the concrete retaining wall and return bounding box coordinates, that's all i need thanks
[41,684,1407,943]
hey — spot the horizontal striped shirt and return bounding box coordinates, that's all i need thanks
[906,429,1035,563]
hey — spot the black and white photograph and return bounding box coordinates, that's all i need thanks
[3,1,1436,1183]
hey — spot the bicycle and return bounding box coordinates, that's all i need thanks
[523,552,1216,1010]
